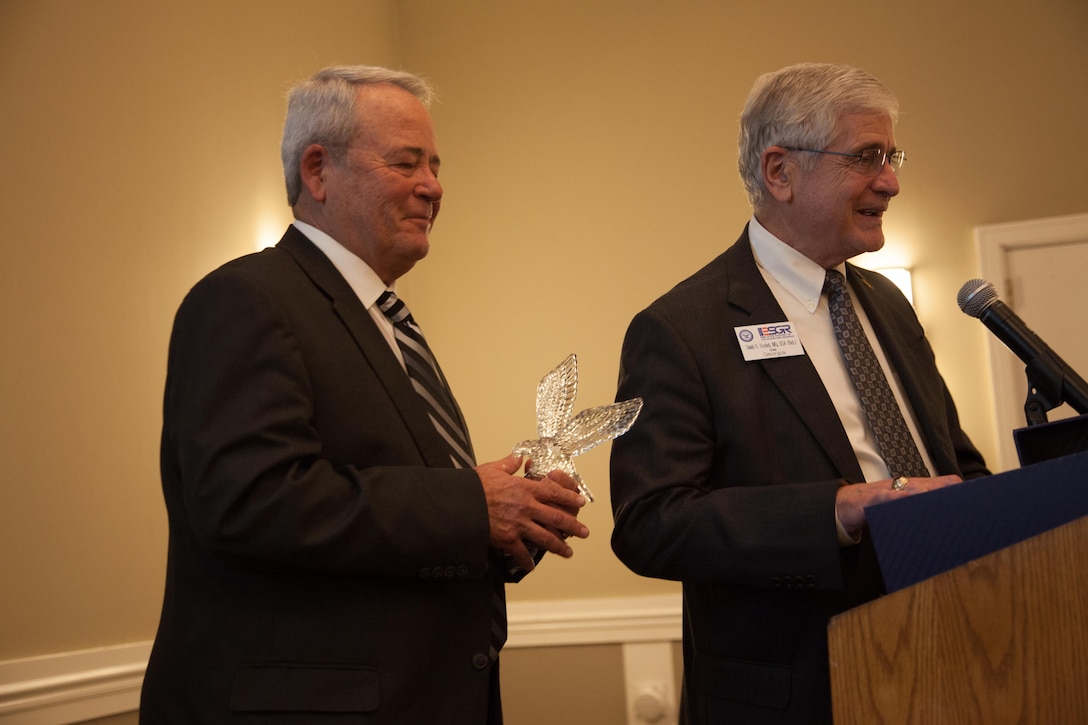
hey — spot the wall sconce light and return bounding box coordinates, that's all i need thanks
[875,267,914,305]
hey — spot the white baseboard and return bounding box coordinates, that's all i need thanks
[506,593,682,648]
[0,594,682,723]
[0,641,151,724]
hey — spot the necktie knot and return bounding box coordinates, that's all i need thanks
[377,290,413,326]
[824,268,846,298]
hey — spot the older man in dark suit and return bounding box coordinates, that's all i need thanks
[609,63,989,724]
[140,65,589,724]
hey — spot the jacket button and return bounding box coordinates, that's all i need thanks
[472,653,489,669]
[456,565,468,577]
[419,568,431,579]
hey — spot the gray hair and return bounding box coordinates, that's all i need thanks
[280,65,437,206]
[737,63,899,208]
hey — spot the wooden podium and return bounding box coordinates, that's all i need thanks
[828,448,1088,724]
[828,514,1088,723]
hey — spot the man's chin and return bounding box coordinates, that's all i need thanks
[403,239,431,264]
[852,230,886,255]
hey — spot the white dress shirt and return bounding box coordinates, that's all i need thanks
[292,220,405,368]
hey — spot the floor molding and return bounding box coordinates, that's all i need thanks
[506,593,682,648]
[0,641,151,724]
[0,593,682,723]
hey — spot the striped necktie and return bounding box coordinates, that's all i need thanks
[824,269,930,479]
[376,291,507,660]
[377,291,474,470]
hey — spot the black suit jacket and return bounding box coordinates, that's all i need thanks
[610,229,988,724]
[141,227,503,723]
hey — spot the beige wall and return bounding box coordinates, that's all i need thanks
[398,0,1088,604]
[2,0,1087,715]
[0,0,402,660]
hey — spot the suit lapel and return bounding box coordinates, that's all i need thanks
[723,232,865,481]
[276,227,460,469]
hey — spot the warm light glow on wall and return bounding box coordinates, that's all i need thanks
[257,218,282,250]
[256,210,292,251]
[875,267,913,305]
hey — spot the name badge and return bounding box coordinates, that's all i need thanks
[734,322,805,361]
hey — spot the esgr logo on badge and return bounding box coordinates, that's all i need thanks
[734,320,804,362]
[757,323,792,338]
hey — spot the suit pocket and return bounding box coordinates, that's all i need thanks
[692,652,791,709]
[230,663,379,712]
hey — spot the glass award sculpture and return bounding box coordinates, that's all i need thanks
[513,354,643,502]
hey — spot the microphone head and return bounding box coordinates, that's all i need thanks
[957,278,998,318]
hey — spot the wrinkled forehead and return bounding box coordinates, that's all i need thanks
[350,84,439,147]
[828,111,896,149]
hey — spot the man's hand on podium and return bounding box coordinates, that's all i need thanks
[836,475,964,539]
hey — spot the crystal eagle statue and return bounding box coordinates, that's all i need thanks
[513,354,643,502]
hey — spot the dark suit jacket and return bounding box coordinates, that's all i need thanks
[141,226,503,723]
[610,228,988,724]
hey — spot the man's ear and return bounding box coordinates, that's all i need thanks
[299,143,331,203]
[761,146,794,203]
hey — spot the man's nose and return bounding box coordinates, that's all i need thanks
[417,169,442,201]
[873,162,899,196]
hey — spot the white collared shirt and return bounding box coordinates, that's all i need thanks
[291,220,403,367]
[747,215,935,485]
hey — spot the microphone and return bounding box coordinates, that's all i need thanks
[957,278,1088,417]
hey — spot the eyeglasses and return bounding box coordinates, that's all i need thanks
[784,147,905,176]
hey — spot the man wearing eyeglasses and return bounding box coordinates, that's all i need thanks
[610,63,989,724]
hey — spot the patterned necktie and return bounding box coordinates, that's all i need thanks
[376,291,506,661]
[377,291,474,470]
[824,269,930,479]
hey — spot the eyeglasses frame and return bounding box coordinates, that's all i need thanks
[783,146,905,175]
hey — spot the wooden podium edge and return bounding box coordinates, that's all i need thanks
[828,514,1088,724]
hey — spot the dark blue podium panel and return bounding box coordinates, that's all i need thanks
[1014,413,1088,466]
[866,451,1088,593]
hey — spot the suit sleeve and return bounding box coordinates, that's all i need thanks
[161,265,491,580]
[609,306,848,589]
